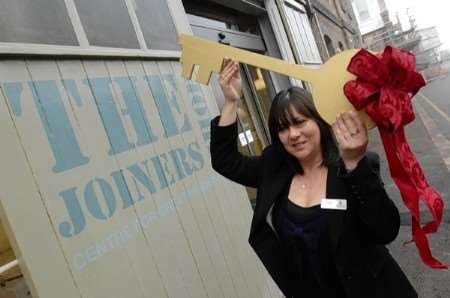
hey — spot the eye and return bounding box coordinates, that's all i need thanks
[278,125,288,132]
[293,118,306,126]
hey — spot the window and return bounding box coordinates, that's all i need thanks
[324,35,335,56]
[359,10,370,21]
[74,0,140,48]
[354,0,371,22]
[284,2,322,64]
[0,0,182,56]
[134,0,180,50]
[0,0,78,45]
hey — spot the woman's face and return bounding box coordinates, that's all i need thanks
[278,105,322,163]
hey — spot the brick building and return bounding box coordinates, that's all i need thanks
[310,0,362,59]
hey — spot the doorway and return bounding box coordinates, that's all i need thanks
[186,11,276,208]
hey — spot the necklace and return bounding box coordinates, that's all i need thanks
[297,167,327,190]
[296,176,311,190]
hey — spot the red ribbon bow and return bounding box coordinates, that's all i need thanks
[344,46,448,269]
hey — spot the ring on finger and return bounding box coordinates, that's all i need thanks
[350,129,360,136]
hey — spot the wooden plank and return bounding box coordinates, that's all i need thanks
[158,60,248,298]
[134,60,212,298]
[98,59,215,298]
[194,72,279,298]
[173,62,271,298]
[167,61,243,298]
[0,222,13,262]
[190,87,265,297]
[104,59,212,298]
[199,71,284,298]
[153,61,226,298]
[0,56,283,298]
[0,249,20,281]
[57,59,168,298]
[171,62,257,298]
[0,60,80,298]
[101,59,199,298]
[24,59,146,298]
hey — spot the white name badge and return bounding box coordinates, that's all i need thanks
[321,198,347,210]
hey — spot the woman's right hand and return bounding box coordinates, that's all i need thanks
[219,58,241,102]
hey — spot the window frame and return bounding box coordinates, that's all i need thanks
[280,0,322,65]
[0,0,186,58]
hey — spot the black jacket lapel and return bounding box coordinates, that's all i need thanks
[325,161,348,255]
[250,149,348,255]
[250,149,294,239]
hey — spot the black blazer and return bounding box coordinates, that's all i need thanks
[210,117,417,298]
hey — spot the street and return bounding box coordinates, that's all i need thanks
[367,69,450,298]
[418,71,450,171]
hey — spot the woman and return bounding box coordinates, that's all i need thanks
[210,59,417,298]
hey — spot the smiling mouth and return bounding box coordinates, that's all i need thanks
[292,140,307,149]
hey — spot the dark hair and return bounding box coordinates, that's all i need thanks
[268,86,339,174]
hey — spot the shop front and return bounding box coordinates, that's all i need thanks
[0,1,325,297]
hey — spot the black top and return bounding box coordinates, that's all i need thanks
[272,191,346,298]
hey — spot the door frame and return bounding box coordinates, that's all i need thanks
[185,11,275,147]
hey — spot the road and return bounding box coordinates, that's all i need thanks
[368,70,450,298]
[417,72,450,171]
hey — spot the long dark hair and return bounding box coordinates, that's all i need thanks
[268,86,339,174]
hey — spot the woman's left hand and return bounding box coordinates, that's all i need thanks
[332,111,368,171]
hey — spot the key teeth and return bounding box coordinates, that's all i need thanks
[196,68,212,85]
[180,49,195,80]
[181,62,195,80]
[178,34,221,84]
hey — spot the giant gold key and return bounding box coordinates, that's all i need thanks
[178,34,374,128]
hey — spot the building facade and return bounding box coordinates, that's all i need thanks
[310,0,362,58]
[353,0,421,52]
[0,1,283,297]
[352,0,446,80]
[351,0,384,34]
[0,0,361,297]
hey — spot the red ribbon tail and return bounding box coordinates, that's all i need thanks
[412,219,448,269]
[379,129,449,269]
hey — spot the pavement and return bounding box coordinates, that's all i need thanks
[366,73,450,297]
[389,224,450,298]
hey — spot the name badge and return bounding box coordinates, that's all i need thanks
[321,198,347,210]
